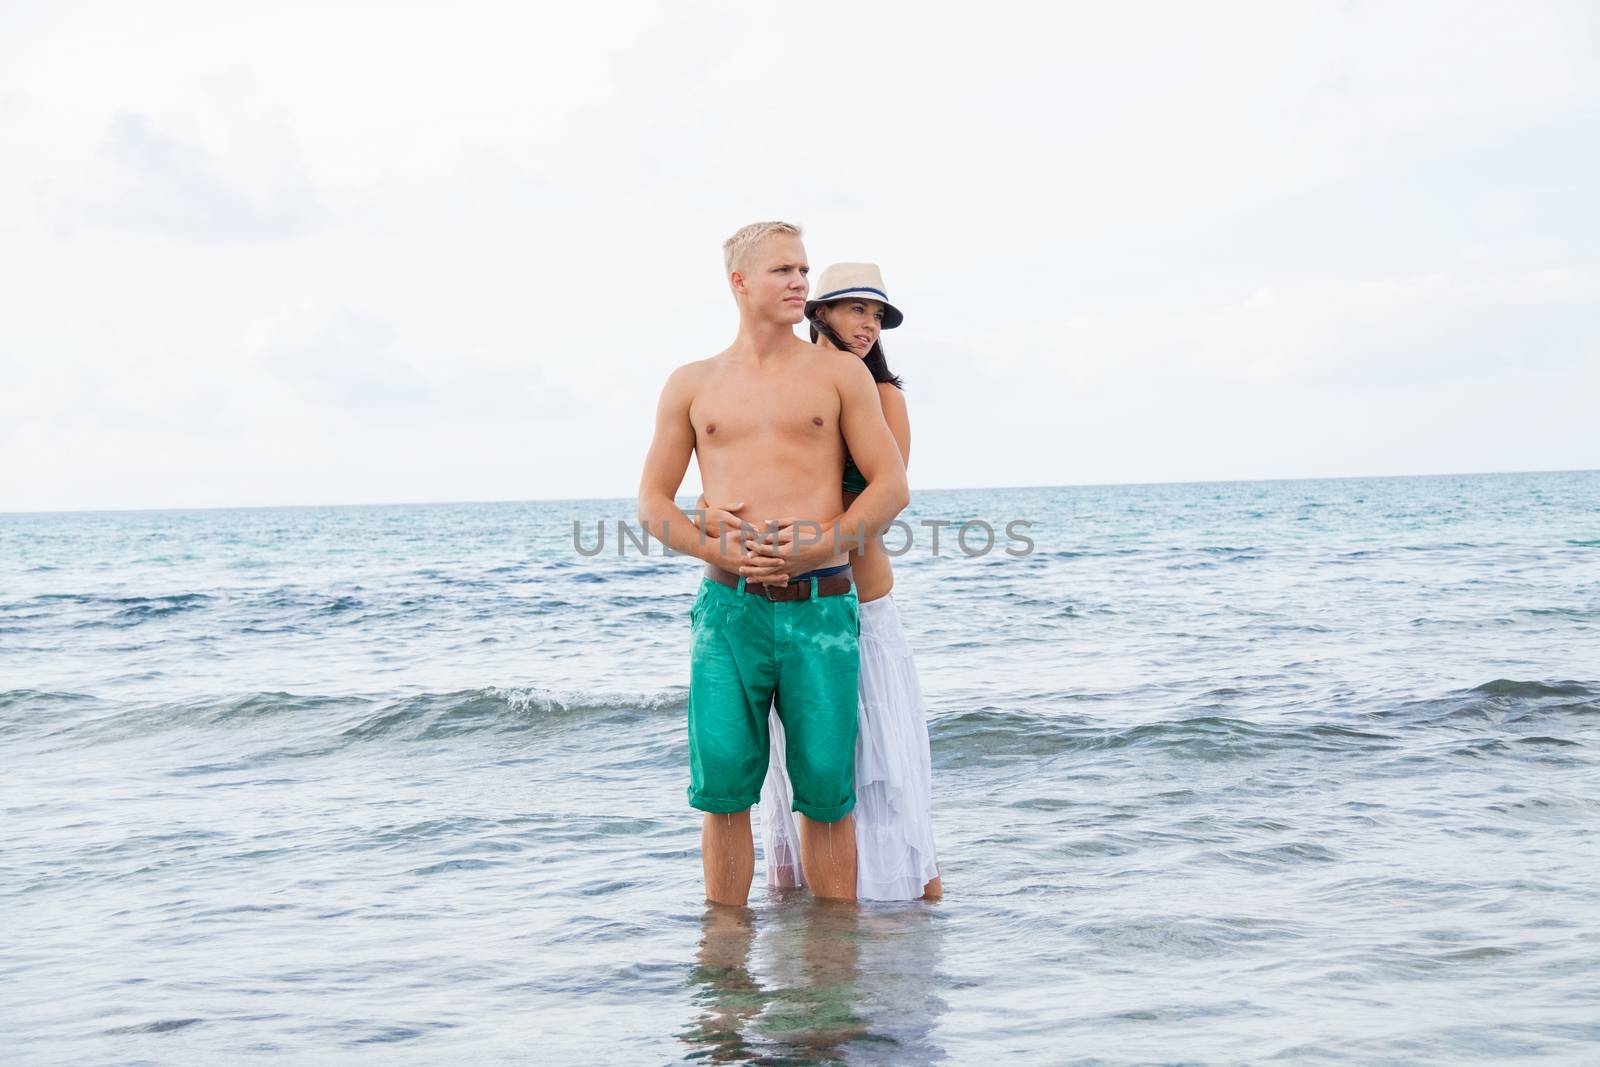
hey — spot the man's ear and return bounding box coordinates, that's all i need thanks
[729,270,747,296]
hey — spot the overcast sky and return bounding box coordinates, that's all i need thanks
[2,1,1596,512]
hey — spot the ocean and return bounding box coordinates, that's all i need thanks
[3,470,1597,1064]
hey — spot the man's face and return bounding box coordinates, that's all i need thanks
[735,235,809,325]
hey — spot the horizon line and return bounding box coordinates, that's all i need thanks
[2,465,1595,519]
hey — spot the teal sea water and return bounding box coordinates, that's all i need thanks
[3,470,1598,1064]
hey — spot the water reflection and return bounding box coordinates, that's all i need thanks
[683,895,946,1064]
[683,905,767,1063]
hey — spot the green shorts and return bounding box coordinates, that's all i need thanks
[686,575,860,822]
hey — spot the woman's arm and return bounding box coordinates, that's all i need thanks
[878,382,911,469]
[692,494,748,538]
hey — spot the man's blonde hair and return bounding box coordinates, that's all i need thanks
[722,220,802,275]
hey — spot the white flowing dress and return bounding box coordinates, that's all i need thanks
[759,591,940,900]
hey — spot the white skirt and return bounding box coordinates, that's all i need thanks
[759,592,940,900]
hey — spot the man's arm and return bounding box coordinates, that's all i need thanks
[833,359,911,550]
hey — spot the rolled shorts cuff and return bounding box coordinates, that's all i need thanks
[688,787,758,814]
[793,793,855,823]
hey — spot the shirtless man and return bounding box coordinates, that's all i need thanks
[636,221,910,907]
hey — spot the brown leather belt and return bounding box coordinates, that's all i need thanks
[703,564,853,601]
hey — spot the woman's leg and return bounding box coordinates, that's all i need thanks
[759,707,807,889]
[853,593,941,901]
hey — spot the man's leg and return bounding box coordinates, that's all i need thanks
[687,578,775,906]
[775,586,862,902]
[702,810,756,906]
[798,812,857,900]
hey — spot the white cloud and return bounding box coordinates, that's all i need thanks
[1,0,1597,511]
[261,304,422,406]
[76,108,322,240]
[259,302,575,418]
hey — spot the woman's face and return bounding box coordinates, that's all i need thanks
[817,298,886,357]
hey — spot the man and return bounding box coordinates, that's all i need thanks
[636,221,910,907]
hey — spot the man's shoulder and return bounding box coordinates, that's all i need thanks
[804,342,874,393]
[800,339,868,376]
[662,355,720,390]
[674,353,723,374]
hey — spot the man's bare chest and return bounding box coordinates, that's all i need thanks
[690,377,841,452]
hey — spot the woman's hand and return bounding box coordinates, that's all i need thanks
[696,499,784,585]
[703,524,789,587]
[700,501,748,539]
[743,517,844,579]
[690,495,750,539]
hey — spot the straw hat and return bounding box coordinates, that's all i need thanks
[804,262,904,329]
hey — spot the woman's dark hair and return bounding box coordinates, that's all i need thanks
[809,303,905,390]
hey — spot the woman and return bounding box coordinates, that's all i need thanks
[694,262,941,901]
